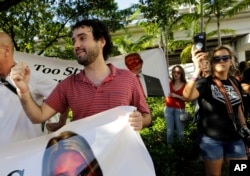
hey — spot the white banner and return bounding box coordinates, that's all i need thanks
[0,106,156,176]
[14,48,170,96]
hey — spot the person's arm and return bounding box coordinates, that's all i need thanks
[240,68,250,94]
[183,46,207,101]
[238,105,248,128]
[142,113,152,128]
[21,92,56,123]
[241,83,250,94]
[170,92,185,101]
[238,105,250,152]
[10,62,56,123]
[183,70,200,101]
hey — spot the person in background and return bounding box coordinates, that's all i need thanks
[42,131,103,176]
[241,66,250,93]
[199,59,210,78]
[125,52,165,97]
[10,19,151,131]
[240,67,250,120]
[0,31,57,145]
[236,61,249,81]
[164,65,187,143]
[235,61,250,121]
[183,45,249,175]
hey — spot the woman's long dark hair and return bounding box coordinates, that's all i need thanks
[171,65,187,84]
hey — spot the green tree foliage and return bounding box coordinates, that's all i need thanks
[0,0,134,59]
[139,0,180,44]
[139,0,194,28]
[112,28,157,54]
[111,7,160,55]
[138,0,197,65]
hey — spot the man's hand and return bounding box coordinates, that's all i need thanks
[128,110,143,131]
[10,62,30,94]
[46,122,65,132]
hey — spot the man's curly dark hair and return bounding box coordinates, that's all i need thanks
[71,19,113,60]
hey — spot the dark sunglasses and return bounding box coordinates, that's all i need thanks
[173,71,181,74]
[212,55,231,63]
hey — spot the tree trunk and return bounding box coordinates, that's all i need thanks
[217,16,222,46]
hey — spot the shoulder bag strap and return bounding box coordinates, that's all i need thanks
[228,77,245,113]
[212,77,237,129]
[0,77,17,95]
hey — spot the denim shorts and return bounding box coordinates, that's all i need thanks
[199,134,247,160]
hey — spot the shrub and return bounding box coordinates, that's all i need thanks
[140,97,205,176]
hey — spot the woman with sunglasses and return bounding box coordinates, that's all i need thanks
[183,45,249,175]
[164,65,187,143]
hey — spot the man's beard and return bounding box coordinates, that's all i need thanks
[76,46,100,66]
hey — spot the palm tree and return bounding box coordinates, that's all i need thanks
[170,0,250,62]
[112,27,157,54]
[139,0,193,66]
[205,0,250,46]
[112,7,159,54]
